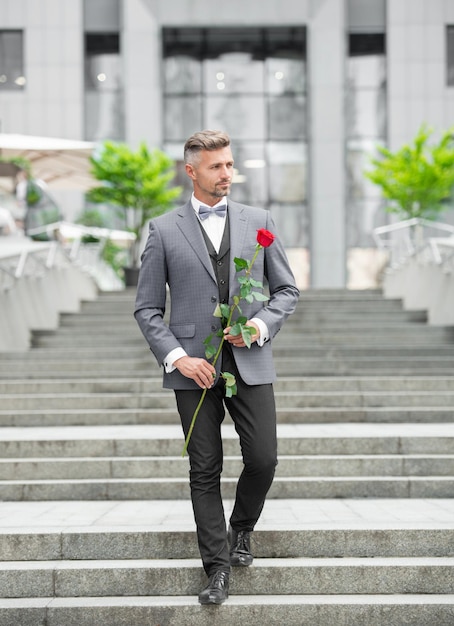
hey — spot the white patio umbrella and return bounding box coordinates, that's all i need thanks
[0,133,96,190]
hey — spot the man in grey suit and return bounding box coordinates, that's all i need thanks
[135,129,299,605]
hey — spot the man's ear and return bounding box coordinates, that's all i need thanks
[185,163,196,180]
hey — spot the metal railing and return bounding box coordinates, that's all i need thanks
[0,240,59,292]
[0,221,136,292]
[373,218,454,271]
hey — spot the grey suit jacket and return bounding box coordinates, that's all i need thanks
[134,199,299,389]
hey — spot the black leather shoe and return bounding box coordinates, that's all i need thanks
[229,525,253,567]
[198,570,229,605]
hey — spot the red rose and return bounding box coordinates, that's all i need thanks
[257,228,275,248]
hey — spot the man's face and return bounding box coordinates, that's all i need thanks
[185,146,234,206]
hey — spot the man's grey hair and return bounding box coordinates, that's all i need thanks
[184,130,231,165]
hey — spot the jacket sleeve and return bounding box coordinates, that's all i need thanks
[251,211,300,339]
[134,220,183,365]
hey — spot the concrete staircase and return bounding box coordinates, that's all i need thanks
[0,288,453,625]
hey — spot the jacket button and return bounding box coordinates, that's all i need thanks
[211,325,217,332]
[217,260,223,266]
[220,279,225,285]
[211,296,217,302]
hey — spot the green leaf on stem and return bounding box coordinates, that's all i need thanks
[250,278,263,288]
[229,323,242,336]
[205,344,216,360]
[222,371,237,398]
[220,303,231,319]
[241,326,253,348]
[234,257,249,271]
[240,284,251,298]
[226,383,237,397]
[222,371,236,386]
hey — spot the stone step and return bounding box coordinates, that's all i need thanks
[30,336,454,349]
[32,324,454,337]
[2,594,454,626]
[0,424,452,457]
[2,283,454,622]
[1,406,454,427]
[0,499,451,560]
[6,345,454,359]
[2,390,454,410]
[2,557,453,598]
[1,475,453,500]
[1,364,454,378]
[10,357,454,376]
[1,454,452,480]
[44,319,438,333]
[1,375,454,394]
[59,310,428,326]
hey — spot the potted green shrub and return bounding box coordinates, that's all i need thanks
[365,124,454,220]
[87,141,182,285]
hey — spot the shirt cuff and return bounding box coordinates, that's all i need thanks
[250,317,269,346]
[164,347,187,373]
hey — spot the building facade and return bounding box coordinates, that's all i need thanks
[1,0,454,288]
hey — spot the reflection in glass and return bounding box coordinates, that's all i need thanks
[204,56,264,93]
[164,96,203,141]
[448,26,454,87]
[162,27,308,250]
[164,56,201,94]
[85,91,124,142]
[346,140,384,200]
[346,32,387,285]
[84,33,123,141]
[85,54,122,91]
[0,31,24,91]
[270,202,309,247]
[267,58,305,94]
[206,96,266,140]
[229,142,267,206]
[267,142,306,203]
[346,88,386,139]
[347,55,385,89]
[269,95,306,140]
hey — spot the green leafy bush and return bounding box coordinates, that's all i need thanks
[87,141,182,267]
[365,124,454,220]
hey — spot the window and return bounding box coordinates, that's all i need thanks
[346,33,387,249]
[0,30,25,90]
[447,26,454,87]
[84,33,124,141]
[162,27,308,248]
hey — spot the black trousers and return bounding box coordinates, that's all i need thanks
[175,346,277,577]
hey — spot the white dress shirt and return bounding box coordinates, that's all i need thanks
[164,194,269,372]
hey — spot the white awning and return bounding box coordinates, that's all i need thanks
[0,133,96,190]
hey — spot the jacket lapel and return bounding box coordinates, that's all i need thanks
[176,201,217,282]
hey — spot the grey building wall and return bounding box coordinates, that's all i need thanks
[1,0,454,288]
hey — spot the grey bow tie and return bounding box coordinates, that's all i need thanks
[198,204,227,220]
